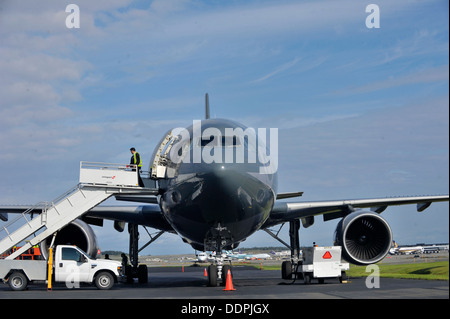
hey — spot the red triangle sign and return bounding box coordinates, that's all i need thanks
[323,251,332,259]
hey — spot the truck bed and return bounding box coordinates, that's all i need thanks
[0,260,47,281]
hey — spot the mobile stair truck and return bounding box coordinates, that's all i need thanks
[0,162,158,290]
[0,245,122,290]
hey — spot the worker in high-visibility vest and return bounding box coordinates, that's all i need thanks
[130,147,144,187]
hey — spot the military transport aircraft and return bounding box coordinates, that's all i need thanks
[0,94,448,286]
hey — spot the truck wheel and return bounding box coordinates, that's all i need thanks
[94,271,114,290]
[339,271,348,283]
[8,272,28,291]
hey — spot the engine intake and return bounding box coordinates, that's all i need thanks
[40,219,99,259]
[334,211,392,265]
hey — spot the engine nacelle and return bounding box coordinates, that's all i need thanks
[334,211,392,265]
[40,219,99,259]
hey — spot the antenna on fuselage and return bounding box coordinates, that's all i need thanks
[205,93,210,120]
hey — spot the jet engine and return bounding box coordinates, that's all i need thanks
[334,211,392,265]
[40,219,99,259]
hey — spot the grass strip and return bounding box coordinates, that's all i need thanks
[347,261,448,281]
[250,261,448,281]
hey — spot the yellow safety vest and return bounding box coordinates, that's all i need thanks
[133,152,143,167]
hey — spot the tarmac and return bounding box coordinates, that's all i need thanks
[0,263,448,299]
[0,252,448,309]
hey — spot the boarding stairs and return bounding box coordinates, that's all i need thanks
[0,162,158,260]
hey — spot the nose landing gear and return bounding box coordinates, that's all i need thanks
[204,223,234,287]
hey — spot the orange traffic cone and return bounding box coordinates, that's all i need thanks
[204,268,208,277]
[223,269,236,291]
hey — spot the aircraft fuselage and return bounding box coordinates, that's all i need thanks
[156,119,278,251]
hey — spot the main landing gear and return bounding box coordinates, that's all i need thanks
[264,219,302,280]
[125,223,165,284]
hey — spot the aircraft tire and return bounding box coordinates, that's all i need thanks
[221,265,232,285]
[125,265,133,283]
[138,264,148,283]
[281,261,292,279]
[208,264,217,287]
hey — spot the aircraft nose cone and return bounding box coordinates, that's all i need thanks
[161,165,275,248]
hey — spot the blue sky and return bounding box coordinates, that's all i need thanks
[0,0,448,255]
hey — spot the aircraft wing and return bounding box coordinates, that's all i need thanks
[0,203,175,233]
[263,194,449,228]
[2,194,448,234]
[86,205,175,232]
[0,205,39,218]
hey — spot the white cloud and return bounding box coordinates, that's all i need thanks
[349,65,449,95]
[0,0,447,252]
[278,96,449,194]
[252,57,302,83]
[149,0,191,15]
[0,50,86,82]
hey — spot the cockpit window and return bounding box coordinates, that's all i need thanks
[197,136,241,147]
[224,136,241,147]
[198,136,216,147]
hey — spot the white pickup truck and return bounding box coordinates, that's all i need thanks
[0,245,122,291]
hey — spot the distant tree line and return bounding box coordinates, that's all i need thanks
[101,250,125,256]
[238,246,286,252]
